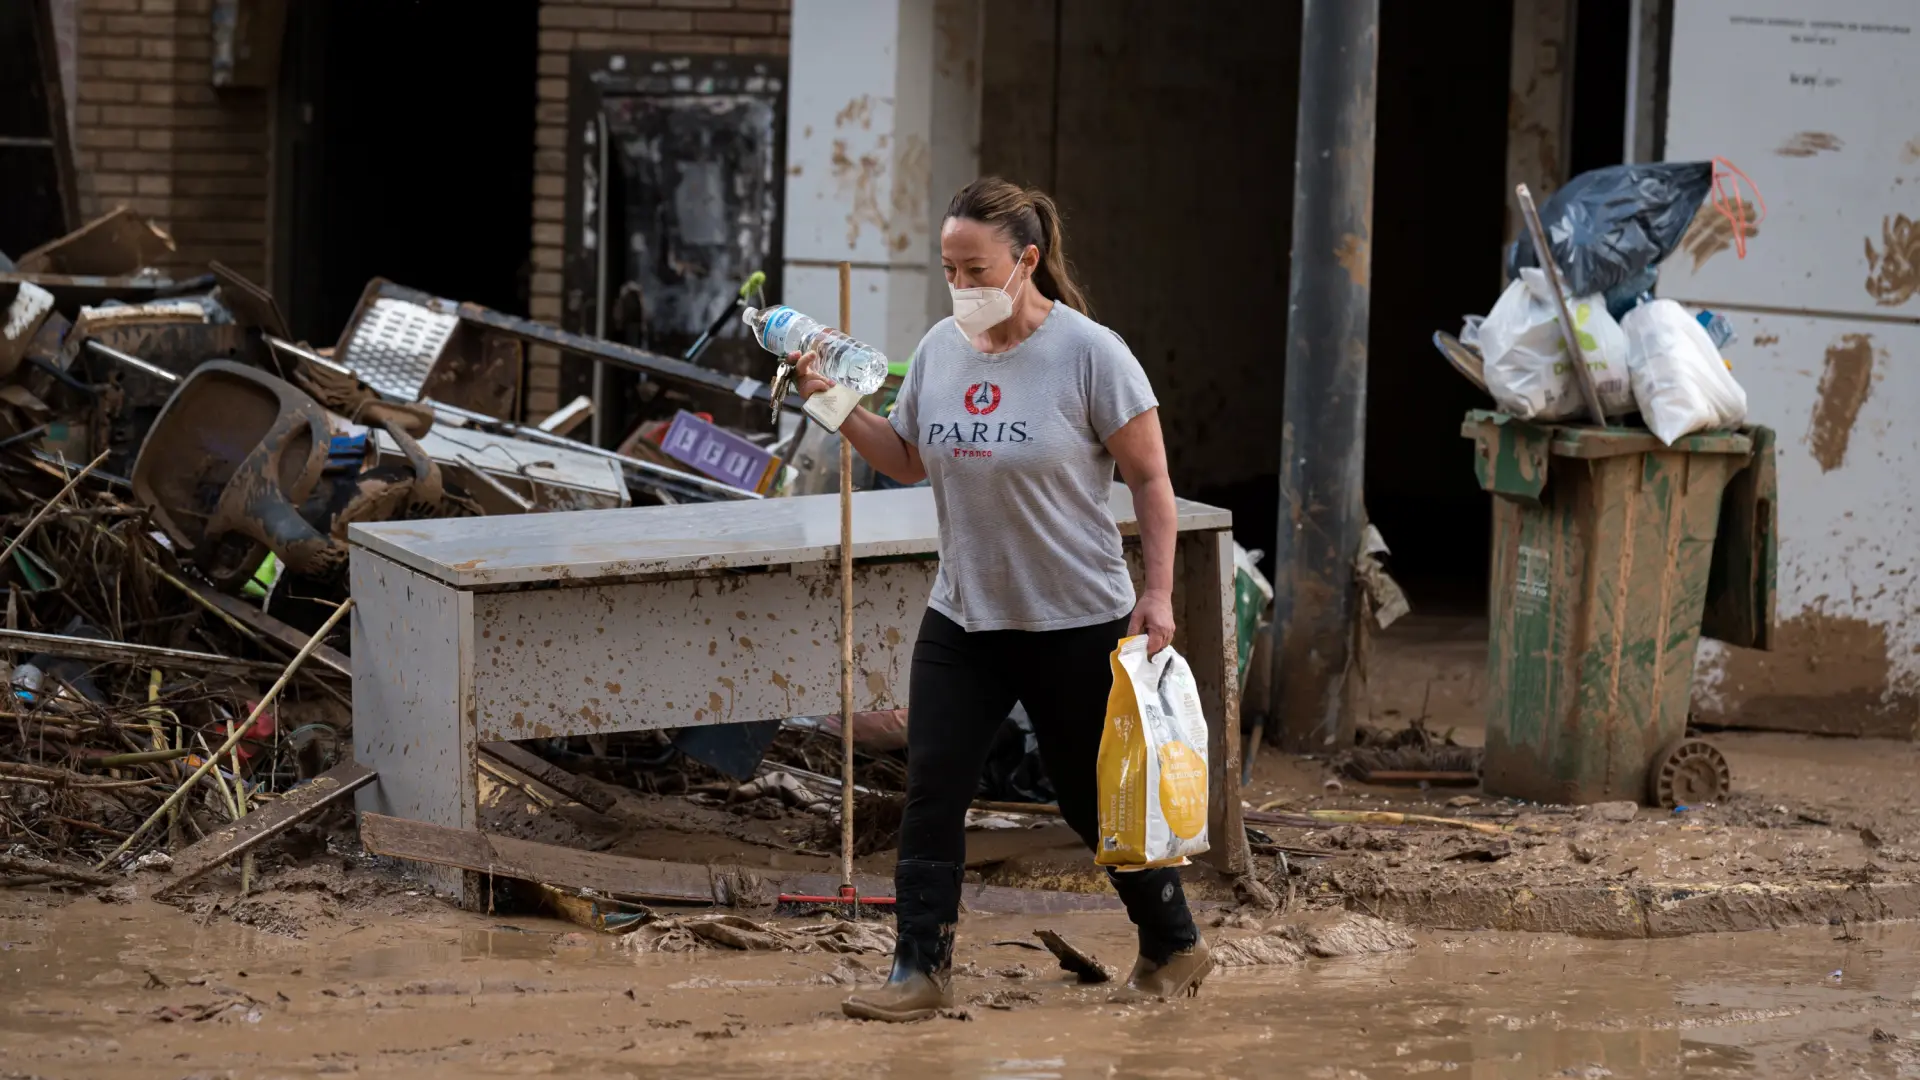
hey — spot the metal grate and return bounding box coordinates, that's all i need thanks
[339,298,458,401]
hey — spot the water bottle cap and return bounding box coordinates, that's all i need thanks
[741,306,761,326]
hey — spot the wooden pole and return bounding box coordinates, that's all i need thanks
[1516,182,1608,426]
[837,261,857,896]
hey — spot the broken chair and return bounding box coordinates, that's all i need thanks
[131,361,337,592]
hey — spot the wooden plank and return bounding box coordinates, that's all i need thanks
[0,854,117,887]
[478,742,617,815]
[363,811,773,903]
[359,813,1124,914]
[479,757,571,809]
[150,760,373,896]
[0,627,343,681]
[186,581,353,678]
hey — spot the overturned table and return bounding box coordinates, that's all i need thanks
[350,486,1245,902]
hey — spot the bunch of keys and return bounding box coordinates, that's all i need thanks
[768,353,862,432]
[769,356,795,426]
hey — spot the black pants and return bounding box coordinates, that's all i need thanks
[896,608,1199,964]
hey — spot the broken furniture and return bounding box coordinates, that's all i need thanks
[74,321,259,472]
[1464,412,1777,807]
[1,281,55,379]
[10,207,175,278]
[335,278,804,425]
[374,423,628,515]
[350,486,1249,903]
[131,361,336,591]
[274,334,744,507]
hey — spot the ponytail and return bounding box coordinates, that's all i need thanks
[945,177,1090,315]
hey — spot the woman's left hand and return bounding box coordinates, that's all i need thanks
[1129,591,1176,655]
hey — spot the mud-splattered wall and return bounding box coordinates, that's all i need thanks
[1664,0,1920,738]
[779,0,981,375]
[1689,316,1919,738]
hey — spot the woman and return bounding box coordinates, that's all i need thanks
[790,177,1209,1022]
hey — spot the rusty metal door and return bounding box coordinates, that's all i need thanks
[603,94,780,358]
[563,53,788,438]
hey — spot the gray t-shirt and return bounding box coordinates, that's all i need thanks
[889,303,1158,632]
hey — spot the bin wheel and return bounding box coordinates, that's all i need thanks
[1649,738,1730,808]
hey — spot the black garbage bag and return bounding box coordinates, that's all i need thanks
[978,703,1055,804]
[1508,162,1715,298]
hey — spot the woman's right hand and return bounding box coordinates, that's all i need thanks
[789,350,832,400]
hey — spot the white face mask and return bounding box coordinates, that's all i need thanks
[949,248,1032,339]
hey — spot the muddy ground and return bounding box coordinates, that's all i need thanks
[3,886,1917,1078]
[6,619,1920,1076]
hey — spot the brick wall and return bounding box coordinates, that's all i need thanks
[63,0,790,422]
[69,0,272,282]
[525,0,790,419]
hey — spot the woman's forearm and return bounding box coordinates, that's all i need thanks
[840,406,927,484]
[1134,473,1177,600]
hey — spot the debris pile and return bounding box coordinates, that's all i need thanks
[0,204,836,889]
[1334,719,1482,786]
[0,463,355,885]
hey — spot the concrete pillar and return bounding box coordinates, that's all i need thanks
[783,0,982,364]
[1272,0,1378,753]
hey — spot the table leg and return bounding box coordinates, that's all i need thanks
[1179,528,1248,876]
[352,551,479,902]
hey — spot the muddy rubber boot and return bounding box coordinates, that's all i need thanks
[1108,867,1209,998]
[840,933,953,1022]
[842,860,961,1022]
[1124,937,1215,998]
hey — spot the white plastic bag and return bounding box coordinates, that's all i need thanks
[1096,637,1209,870]
[1481,267,1634,421]
[1622,299,1747,444]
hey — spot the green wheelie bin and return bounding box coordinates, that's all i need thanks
[1461,410,1776,807]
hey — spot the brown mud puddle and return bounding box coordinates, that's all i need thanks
[3,892,1917,1079]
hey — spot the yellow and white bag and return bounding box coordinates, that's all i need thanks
[1096,636,1210,869]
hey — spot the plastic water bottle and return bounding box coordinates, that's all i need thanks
[742,306,888,395]
[1696,309,1737,350]
[11,662,43,704]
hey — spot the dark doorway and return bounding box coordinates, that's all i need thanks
[0,0,77,259]
[1362,0,1514,614]
[1568,0,1631,177]
[980,0,1301,573]
[274,0,539,347]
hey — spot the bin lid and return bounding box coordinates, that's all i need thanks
[1461,410,1753,505]
[1461,410,1752,460]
